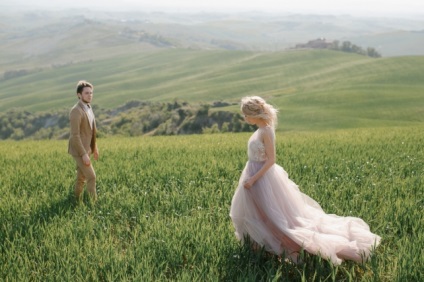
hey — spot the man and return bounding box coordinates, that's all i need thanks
[68,80,99,201]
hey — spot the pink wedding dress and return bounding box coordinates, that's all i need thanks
[230,127,381,265]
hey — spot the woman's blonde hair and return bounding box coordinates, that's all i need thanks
[241,96,278,128]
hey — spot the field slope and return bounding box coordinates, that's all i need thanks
[0,49,423,131]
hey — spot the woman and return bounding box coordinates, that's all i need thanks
[230,96,381,265]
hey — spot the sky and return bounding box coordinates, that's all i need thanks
[3,0,424,17]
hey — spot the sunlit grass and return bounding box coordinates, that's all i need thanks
[0,126,423,281]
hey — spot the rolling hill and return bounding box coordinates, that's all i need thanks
[1,48,423,132]
[1,8,424,76]
[1,9,423,134]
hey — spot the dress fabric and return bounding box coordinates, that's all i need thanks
[230,127,381,265]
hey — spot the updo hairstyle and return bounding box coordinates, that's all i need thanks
[241,96,278,128]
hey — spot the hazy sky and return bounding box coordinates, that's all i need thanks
[3,0,424,16]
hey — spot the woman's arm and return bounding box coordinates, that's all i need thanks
[244,128,276,189]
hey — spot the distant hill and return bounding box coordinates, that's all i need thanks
[351,30,424,57]
[1,48,423,133]
[1,9,423,136]
[1,9,424,77]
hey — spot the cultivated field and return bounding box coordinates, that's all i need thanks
[1,49,424,132]
[1,126,422,281]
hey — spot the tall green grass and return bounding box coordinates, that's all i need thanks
[1,126,423,281]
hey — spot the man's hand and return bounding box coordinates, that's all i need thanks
[93,148,99,161]
[82,154,91,166]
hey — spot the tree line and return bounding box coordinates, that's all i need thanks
[0,100,255,140]
[294,38,382,58]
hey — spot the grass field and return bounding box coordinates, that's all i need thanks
[1,126,423,281]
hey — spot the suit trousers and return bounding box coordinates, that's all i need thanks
[73,155,97,199]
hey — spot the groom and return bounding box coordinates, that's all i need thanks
[68,80,99,201]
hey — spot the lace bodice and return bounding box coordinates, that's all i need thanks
[247,127,274,162]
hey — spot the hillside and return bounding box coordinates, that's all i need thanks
[1,9,423,141]
[1,48,423,134]
[1,9,424,77]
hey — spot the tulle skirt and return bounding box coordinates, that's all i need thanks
[230,161,381,265]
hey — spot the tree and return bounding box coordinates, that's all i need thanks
[367,47,381,58]
[341,41,352,52]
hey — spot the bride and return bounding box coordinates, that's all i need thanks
[230,96,381,265]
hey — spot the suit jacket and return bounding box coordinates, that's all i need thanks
[68,100,97,157]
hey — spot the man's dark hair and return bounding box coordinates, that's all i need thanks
[76,80,93,94]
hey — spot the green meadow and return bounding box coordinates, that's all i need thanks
[1,49,424,131]
[1,46,424,280]
[1,126,423,281]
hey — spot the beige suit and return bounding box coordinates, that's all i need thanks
[68,100,98,199]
